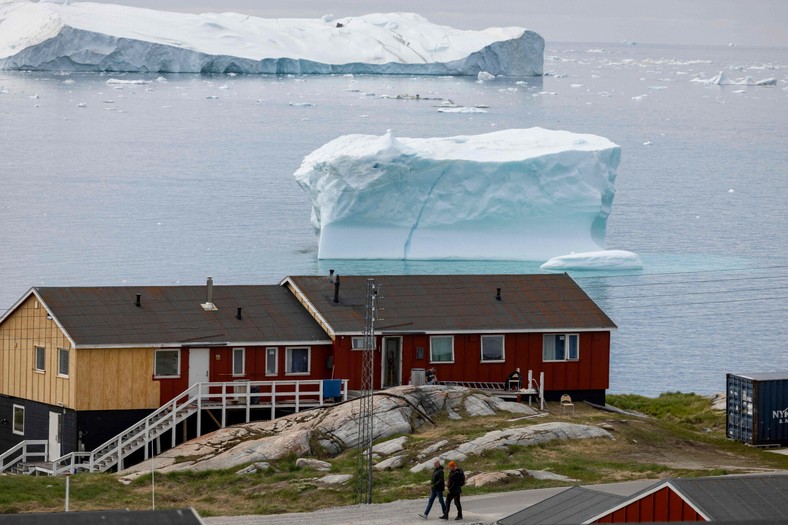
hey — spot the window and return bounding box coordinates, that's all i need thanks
[265,347,278,375]
[481,335,505,362]
[232,347,245,376]
[543,334,579,361]
[154,349,180,377]
[34,346,45,372]
[58,348,69,377]
[286,347,310,375]
[12,405,24,435]
[430,336,454,363]
[351,336,366,350]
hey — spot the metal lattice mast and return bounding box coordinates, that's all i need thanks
[355,278,378,504]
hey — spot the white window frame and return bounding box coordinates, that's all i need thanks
[285,346,311,375]
[542,334,580,362]
[351,336,366,351]
[57,347,70,377]
[232,347,246,376]
[12,404,24,435]
[34,346,45,373]
[429,336,454,363]
[265,347,278,376]
[481,335,505,363]
[154,349,181,378]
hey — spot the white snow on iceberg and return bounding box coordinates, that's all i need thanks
[0,2,544,76]
[295,128,621,261]
[541,250,643,271]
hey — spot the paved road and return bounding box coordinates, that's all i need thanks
[204,480,655,525]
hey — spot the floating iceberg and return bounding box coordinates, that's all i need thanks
[692,71,777,86]
[541,250,643,271]
[0,2,544,76]
[294,128,621,260]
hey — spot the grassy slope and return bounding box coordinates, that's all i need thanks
[1,393,786,516]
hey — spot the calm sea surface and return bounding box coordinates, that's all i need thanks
[1,43,786,396]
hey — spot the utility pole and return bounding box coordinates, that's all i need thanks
[355,278,378,504]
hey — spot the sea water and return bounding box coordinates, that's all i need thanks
[1,43,786,396]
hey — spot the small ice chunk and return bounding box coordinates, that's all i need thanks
[541,250,643,271]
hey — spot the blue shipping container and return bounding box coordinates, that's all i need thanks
[726,372,788,446]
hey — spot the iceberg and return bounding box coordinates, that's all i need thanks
[540,250,643,271]
[0,2,544,76]
[692,71,777,86]
[294,128,621,260]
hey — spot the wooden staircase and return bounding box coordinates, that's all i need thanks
[0,379,347,476]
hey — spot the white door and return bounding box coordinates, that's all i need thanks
[48,411,62,460]
[188,348,210,387]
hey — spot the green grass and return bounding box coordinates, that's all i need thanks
[1,392,786,516]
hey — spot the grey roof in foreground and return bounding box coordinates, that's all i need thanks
[671,474,788,521]
[497,486,627,525]
[498,474,788,525]
[0,508,203,525]
[31,285,331,347]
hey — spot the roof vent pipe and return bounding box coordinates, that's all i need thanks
[135,293,141,307]
[201,276,218,311]
[236,307,243,320]
[333,275,340,304]
[496,288,502,301]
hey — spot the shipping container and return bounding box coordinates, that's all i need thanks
[726,372,788,446]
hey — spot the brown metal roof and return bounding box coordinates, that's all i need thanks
[285,274,616,335]
[33,285,331,347]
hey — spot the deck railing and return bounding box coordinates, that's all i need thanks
[0,440,48,473]
[0,379,347,476]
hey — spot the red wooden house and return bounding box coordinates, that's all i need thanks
[284,273,616,404]
[1,272,614,468]
[499,473,788,524]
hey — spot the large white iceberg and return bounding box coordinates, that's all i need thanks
[0,2,544,76]
[294,128,621,260]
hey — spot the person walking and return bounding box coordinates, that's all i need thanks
[418,459,446,519]
[440,460,463,520]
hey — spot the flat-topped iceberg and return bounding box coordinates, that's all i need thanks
[541,250,643,271]
[0,2,544,75]
[295,128,621,261]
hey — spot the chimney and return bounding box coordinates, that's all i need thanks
[236,307,243,320]
[201,276,218,311]
[333,274,340,303]
[496,288,502,301]
[135,293,141,307]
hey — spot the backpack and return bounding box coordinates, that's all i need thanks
[456,467,465,487]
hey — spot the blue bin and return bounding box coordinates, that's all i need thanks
[323,379,342,399]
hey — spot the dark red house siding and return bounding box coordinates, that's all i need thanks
[594,487,706,523]
[156,345,334,405]
[331,331,610,396]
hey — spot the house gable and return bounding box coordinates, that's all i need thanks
[0,292,76,408]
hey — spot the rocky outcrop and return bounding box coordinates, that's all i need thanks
[121,385,536,475]
[118,386,614,483]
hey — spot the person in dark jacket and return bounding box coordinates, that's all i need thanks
[440,460,463,520]
[418,459,446,519]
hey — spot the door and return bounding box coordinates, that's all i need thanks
[381,337,402,388]
[48,411,62,461]
[188,348,210,387]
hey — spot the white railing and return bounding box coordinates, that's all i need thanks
[1,379,348,476]
[0,440,48,473]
